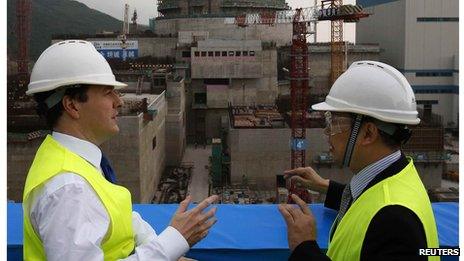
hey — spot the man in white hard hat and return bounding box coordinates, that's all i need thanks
[278,61,439,260]
[23,40,218,261]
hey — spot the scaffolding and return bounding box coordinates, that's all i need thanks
[229,104,285,128]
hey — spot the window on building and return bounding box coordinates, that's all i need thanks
[194,93,207,104]
[243,51,249,56]
[417,100,439,105]
[208,51,214,57]
[236,51,241,56]
[413,86,457,94]
[215,51,220,56]
[204,78,230,85]
[152,136,157,150]
[182,51,191,58]
[417,17,458,22]
[229,51,235,56]
[154,78,165,86]
[249,51,255,56]
[222,51,228,56]
[201,51,207,57]
[194,51,200,57]
[416,72,453,77]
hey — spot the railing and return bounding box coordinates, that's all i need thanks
[7,203,459,260]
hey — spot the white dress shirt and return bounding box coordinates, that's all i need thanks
[24,132,189,261]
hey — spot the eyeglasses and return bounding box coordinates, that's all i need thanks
[324,111,352,136]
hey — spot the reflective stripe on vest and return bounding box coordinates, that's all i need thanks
[327,159,439,261]
[23,135,135,260]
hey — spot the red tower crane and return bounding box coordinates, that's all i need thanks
[16,0,32,76]
[288,9,312,203]
[233,7,318,203]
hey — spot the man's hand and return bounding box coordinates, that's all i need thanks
[284,167,330,193]
[170,195,218,247]
[278,194,317,251]
[178,257,197,261]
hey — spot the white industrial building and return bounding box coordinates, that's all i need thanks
[356,0,459,129]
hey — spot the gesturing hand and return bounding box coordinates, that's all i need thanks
[284,167,329,193]
[170,195,219,247]
[278,194,317,251]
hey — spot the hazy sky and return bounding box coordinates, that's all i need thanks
[74,0,355,42]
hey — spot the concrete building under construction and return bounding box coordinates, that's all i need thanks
[7,0,455,204]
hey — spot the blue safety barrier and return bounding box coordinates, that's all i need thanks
[7,203,458,260]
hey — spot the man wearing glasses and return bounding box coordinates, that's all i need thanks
[278,61,439,260]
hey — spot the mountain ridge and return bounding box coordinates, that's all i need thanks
[8,0,127,60]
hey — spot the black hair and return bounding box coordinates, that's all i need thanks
[362,116,412,149]
[33,85,89,129]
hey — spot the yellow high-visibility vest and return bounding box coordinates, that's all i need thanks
[23,135,135,260]
[327,158,439,261]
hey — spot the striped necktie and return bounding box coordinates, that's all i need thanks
[100,154,117,184]
[333,184,352,233]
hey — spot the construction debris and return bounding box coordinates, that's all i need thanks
[230,104,285,128]
[153,163,193,203]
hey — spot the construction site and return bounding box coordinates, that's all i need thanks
[7,0,459,206]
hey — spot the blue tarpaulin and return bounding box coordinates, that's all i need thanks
[7,202,458,260]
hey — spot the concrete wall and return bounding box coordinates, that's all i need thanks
[192,46,278,109]
[205,109,228,139]
[404,0,458,70]
[138,96,167,203]
[102,115,142,200]
[154,18,292,47]
[158,0,288,17]
[102,94,168,203]
[191,39,264,79]
[166,78,187,165]
[356,1,406,68]
[228,128,355,189]
[404,0,459,127]
[278,44,380,97]
[228,127,442,190]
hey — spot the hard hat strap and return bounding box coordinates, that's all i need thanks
[45,88,67,109]
[342,114,363,168]
[44,84,82,109]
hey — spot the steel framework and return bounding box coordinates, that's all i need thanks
[320,0,369,84]
[16,0,31,76]
[288,9,311,203]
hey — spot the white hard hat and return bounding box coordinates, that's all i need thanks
[312,61,420,125]
[27,40,126,95]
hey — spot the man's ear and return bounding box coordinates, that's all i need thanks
[361,122,379,146]
[62,95,80,119]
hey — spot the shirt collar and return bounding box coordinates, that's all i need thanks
[350,150,401,201]
[52,131,102,171]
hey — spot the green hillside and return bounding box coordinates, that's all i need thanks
[7,0,124,60]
